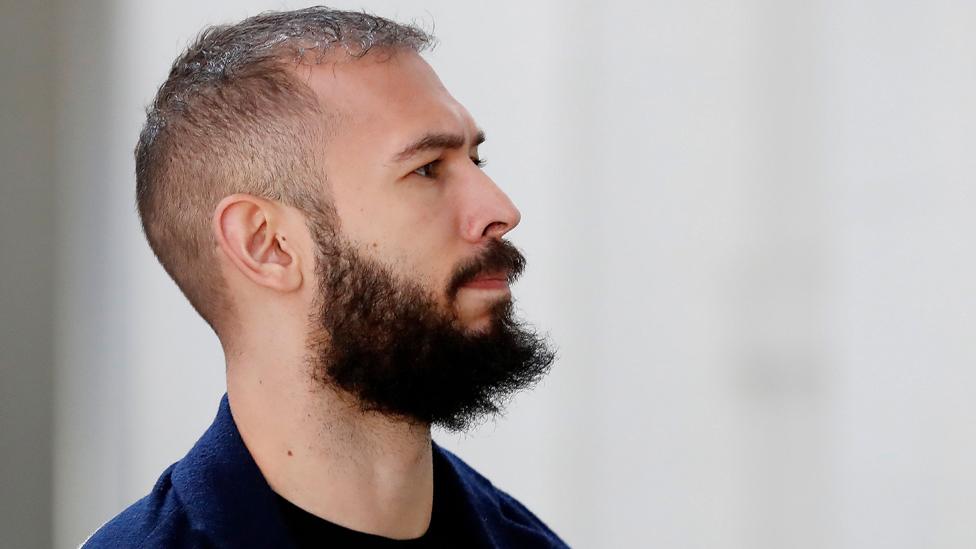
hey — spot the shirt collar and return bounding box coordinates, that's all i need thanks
[168,394,500,548]
[170,394,293,547]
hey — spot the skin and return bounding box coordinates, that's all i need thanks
[210,50,521,539]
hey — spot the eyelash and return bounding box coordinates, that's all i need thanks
[413,157,487,178]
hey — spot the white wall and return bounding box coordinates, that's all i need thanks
[36,1,976,548]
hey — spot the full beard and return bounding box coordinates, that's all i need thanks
[304,220,556,432]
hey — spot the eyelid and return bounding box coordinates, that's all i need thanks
[410,155,486,179]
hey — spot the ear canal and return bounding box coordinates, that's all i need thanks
[272,235,293,266]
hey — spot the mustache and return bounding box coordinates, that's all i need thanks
[447,239,526,299]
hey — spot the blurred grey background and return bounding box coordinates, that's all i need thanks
[2,1,975,547]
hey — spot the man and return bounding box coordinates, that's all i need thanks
[84,6,565,548]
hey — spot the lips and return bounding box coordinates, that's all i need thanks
[461,272,510,290]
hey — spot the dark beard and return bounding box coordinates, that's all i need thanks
[305,217,556,431]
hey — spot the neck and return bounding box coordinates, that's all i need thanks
[225,347,434,540]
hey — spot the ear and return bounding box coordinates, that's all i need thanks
[212,194,303,293]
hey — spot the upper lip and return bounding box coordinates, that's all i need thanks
[465,272,509,283]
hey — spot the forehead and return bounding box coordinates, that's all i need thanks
[302,50,478,147]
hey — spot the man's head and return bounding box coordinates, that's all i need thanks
[137,7,555,429]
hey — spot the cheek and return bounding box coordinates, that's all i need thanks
[379,193,460,253]
[335,183,466,292]
[394,230,457,286]
[388,225,465,302]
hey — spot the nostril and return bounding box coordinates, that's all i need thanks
[482,221,508,238]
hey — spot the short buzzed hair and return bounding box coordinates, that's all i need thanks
[135,7,434,333]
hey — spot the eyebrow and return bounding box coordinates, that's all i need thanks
[392,130,486,163]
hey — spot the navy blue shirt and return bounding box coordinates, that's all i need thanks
[83,395,568,548]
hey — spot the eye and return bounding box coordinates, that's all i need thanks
[412,161,439,178]
[411,157,486,179]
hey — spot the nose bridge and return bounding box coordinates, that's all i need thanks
[462,167,521,240]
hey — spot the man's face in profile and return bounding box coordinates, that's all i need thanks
[299,51,555,430]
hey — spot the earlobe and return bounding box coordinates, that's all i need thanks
[213,194,303,293]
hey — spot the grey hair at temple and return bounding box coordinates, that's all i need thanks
[134,7,435,335]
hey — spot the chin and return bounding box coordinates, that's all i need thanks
[458,315,494,335]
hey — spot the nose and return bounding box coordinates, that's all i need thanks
[461,170,521,242]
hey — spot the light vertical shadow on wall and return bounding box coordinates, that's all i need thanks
[52,0,133,545]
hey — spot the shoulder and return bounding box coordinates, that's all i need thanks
[435,444,569,548]
[81,464,208,549]
[83,395,295,548]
